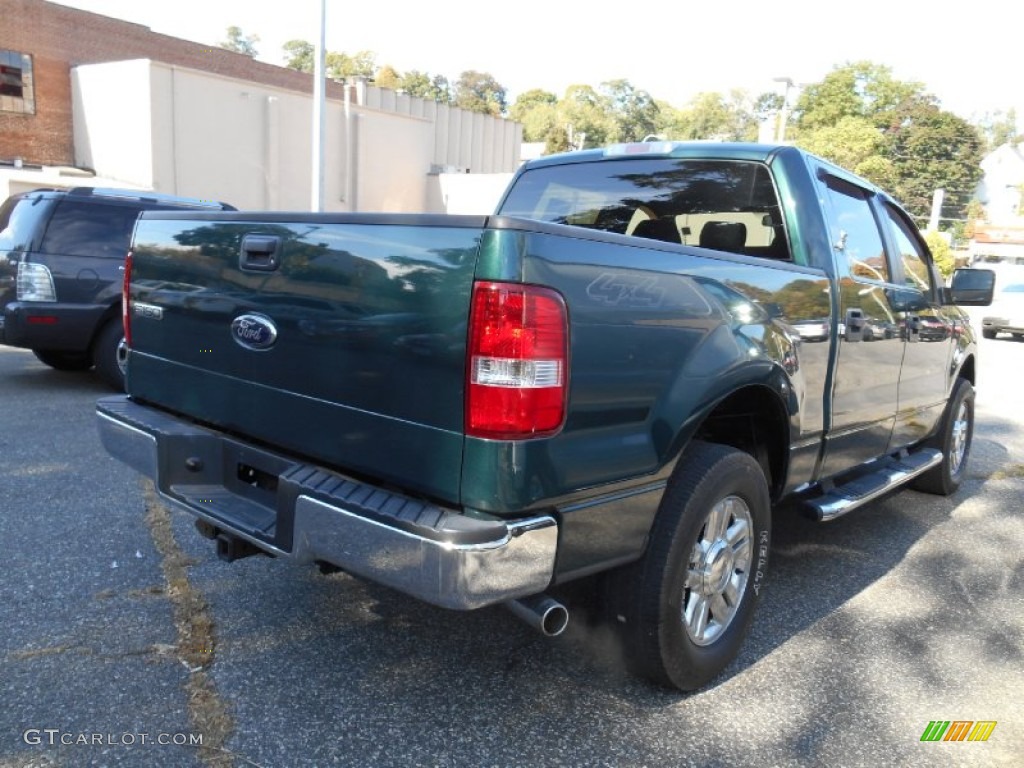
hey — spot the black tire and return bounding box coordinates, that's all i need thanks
[32,350,92,371]
[981,328,996,340]
[92,319,126,391]
[912,377,974,496]
[603,441,771,691]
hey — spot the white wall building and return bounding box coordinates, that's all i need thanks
[50,59,521,214]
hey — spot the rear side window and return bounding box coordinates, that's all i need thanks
[0,195,50,252]
[40,200,142,258]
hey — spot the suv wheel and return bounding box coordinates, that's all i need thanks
[33,350,92,371]
[92,319,126,391]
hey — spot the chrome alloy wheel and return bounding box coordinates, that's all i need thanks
[682,495,754,646]
[949,400,970,476]
[116,336,129,376]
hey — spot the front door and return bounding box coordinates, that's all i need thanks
[880,202,954,448]
[817,173,906,477]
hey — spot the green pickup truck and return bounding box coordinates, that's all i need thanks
[97,142,995,690]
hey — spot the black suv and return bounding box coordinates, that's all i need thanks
[0,187,234,389]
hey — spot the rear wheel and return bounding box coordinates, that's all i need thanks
[604,441,770,691]
[92,319,126,391]
[912,377,974,496]
[33,350,92,371]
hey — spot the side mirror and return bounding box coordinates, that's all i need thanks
[948,268,995,306]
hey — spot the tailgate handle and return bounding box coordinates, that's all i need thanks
[240,235,281,272]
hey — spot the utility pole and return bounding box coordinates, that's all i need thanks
[928,189,945,231]
[773,77,794,143]
[311,0,326,212]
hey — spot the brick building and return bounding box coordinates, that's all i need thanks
[1,0,521,212]
[0,0,354,167]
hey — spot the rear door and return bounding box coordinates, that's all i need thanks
[127,213,484,504]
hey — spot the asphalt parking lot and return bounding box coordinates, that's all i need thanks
[1,337,1022,768]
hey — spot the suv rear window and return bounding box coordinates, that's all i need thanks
[39,200,143,259]
[0,194,50,252]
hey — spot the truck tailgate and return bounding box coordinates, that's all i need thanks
[126,212,484,504]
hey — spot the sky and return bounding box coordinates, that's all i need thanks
[49,0,1023,125]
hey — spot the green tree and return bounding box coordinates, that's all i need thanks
[282,43,376,82]
[454,70,507,116]
[220,26,259,57]
[326,50,376,81]
[397,70,451,103]
[925,231,955,278]
[797,115,895,183]
[544,123,572,155]
[973,109,1019,151]
[282,39,314,72]
[599,79,660,143]
[653,99,686,139]
[795,61,924,131]
[510,89,559,142]
[675,92,733,140]
[557,84,611,148]
[374,64,401,90]
[753,92,784,123]
[883,102,984,223]
[793,62,984,223]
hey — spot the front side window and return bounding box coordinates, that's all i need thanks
[822,175,890,283]
[0,49,35,115]
[883,203,933,293]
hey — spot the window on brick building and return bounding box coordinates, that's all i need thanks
[0,50,35,115]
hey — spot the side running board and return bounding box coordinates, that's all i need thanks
[805,448,943,522]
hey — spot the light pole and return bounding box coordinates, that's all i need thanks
[773,77,794,143]
[311,0,326,212]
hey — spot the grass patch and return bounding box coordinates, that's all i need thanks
[143,480,235,768]
[991,463,1024,481]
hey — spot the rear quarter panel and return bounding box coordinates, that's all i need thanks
[462,219,833,513]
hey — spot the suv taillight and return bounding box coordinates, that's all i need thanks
[122,251,133,347]
[467,281,568,440]
[16,262,57,302]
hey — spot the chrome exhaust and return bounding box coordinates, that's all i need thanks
[506,594,569,637]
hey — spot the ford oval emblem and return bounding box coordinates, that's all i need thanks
[231,314,278,351]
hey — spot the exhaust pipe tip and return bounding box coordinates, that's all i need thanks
[506,594,569,637]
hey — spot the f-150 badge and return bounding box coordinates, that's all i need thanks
[231,314,278,351]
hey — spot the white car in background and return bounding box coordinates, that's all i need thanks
[981,278,1024,340]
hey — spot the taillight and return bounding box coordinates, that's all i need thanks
[16,262,57,301]
[122,251,133,347]
[467,281,568,439]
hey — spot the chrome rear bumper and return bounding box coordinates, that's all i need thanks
[97,395,558,610]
